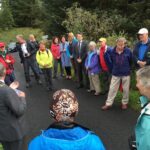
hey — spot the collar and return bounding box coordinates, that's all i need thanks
[140,96,150,116]
[0,79,4,83]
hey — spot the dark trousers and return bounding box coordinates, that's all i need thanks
[100,71,111,93]
[42,68,53,89]
[71,58,77,76]
[1,140,23,150]
[23,56,40,83]
[65,66,71,76]
[53,58,64,77]
[5,72,15,86]
[76,62,89,88]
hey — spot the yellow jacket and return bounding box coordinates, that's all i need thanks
[36,49,53,68]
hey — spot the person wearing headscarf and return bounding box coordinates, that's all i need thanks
[28,89,105,150]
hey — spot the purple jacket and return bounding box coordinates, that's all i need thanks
[85,52,101,74]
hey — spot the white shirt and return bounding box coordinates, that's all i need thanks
[21,43,29,57]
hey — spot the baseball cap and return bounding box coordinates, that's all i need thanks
[138,28,148,34]
[99,38,107,42]
[0,42,5,48]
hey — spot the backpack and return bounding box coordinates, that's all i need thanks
[38,49,49,57]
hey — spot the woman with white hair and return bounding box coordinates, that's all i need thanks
[133,66,150,150]
[85,41,101,96]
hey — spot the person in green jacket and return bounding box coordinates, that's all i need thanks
[36,41,53,91]
[135,66,150,150]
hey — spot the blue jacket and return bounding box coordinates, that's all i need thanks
[28,125,105,150]
[133,38,150,68]
[85,51,101,74]
[135,96,150,150]
[60,42,71,67]
[104,47,132,76]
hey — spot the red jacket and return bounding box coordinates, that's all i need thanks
[51,43,61,59]
[0,54,15,75]
[99,46,108,72]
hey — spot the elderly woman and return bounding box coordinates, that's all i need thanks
[28,89,106,150]
[85,41,101,96]
[133,66,150,150]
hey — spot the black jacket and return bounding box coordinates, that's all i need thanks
[74,41,88,63]
[133,38,150,68]
[0,81,27,141]
[15,41,37,63]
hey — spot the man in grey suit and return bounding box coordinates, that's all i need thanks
[0,63,27,150]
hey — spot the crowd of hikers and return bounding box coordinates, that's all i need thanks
[0,27,150,150]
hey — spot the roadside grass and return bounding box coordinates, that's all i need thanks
[0,144,3,150]
[0,27,43,44]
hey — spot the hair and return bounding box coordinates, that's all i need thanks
[0,63,6,77]
[29,34,35,38]
[68,32,74,37]
[52,36,59,44]
[89,41,96,47]
[136,66,150,88]
[16,34,24,39]
[116,37,127,44]
[39,40,46,45]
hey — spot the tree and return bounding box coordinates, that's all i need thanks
[9,0,44,27]
[62,3,129,40]
[0,0,14,29]
[42,0,72,37]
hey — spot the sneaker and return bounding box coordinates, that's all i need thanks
[26,82,31,88]
[94,92,100,96]
[101,105,112,111]
[121,104,128,110]
[37,80,42,85]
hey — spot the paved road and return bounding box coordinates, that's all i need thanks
[14,53,139,150]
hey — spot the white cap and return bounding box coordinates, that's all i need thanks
[138,28,148,34]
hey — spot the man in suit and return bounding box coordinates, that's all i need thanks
[0,63,27,150]
[74,33,89,89]
[15,35,42,88]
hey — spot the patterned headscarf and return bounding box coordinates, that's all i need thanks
[49,89,79,121]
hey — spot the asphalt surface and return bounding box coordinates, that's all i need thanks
[13,53,139,150]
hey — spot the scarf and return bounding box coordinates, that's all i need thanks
[0,50,7,58]
[87,51,95,67]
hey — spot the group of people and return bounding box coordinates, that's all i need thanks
[0,27,150,150]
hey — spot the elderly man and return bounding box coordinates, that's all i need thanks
[102,38,132,110]
[0,63,27,150]
[29,89,105,150]
[99,38,112,94]
[15,35,42,88]
[133,28,150,68]
[133,66,150,150]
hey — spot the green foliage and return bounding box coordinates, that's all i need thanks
[0,0,14,30]
[9,0,44,27]
[0,27,43,44]
[115,90,140,111]
[42,0,72,37]
[62,3,134,40]
[0,144,3,150]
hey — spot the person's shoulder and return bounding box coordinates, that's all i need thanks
[28,135,42,150]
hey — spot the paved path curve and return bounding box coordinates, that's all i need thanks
[14,53,139,150]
